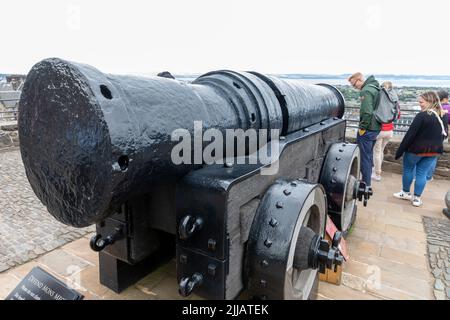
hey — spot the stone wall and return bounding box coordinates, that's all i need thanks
[0,123,19,150]
[347,134,450,180]
[382,141,450,180]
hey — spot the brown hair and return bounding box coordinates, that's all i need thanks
[420,91,444,117]
[437,90,448,102]
[348,72,363,82]
[381,81,393,90]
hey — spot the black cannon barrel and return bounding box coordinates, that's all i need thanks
[18,58,344,227]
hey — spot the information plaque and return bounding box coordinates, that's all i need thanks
[5,266,84,300]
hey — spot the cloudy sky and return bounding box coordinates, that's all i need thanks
[1,0,449,75]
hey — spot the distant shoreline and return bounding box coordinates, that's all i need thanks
[282,78,450,88]
[174,75,450,88]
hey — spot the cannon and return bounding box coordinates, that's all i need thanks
[18,58,372,299]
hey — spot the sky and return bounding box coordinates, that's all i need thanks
[1,0,449,75]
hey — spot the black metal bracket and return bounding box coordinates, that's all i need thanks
[179,215,204,240]
[179,273,203,297]
[90,226,124,252]
[309,231,344,274]
[176,246,227,299]
[355,181,373,206]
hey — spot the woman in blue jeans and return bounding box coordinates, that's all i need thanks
[394,92,448,206]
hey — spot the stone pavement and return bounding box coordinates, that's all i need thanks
[422,216,450,300]
[321,172,449,300]
[0,169,448,300]
[0,148,94,273]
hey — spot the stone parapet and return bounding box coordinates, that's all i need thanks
[0,123,19,150]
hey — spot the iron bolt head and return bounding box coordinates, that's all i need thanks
[269,218,278,227]
[208,239,217,251]
[264,239,273,248]
[208,264,217,277]
[276,201,284,209]
[283,189,291,196]
[260,260,269,268]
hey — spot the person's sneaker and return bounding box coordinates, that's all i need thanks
[412,196,423,207]
[371,173,381,181]
[427,177,434,182]
[393,190,412,200]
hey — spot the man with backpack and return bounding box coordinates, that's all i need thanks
[348,72,381,187]
[372,81,401,181]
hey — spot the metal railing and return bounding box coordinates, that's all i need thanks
[0,110,18,121]
[344,105,419,134]
[0,97,20,122]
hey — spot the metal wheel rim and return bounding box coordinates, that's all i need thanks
[340,149,360,231]
[284,187,326,299]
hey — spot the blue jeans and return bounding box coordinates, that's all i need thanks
[357,130,379,186]
[427,157,437,180]
[412,156,438,181]
[402,152,438,196]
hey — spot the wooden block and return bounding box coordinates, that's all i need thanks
[319,233,343,285]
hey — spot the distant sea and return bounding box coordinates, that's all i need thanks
[279,78,450,88]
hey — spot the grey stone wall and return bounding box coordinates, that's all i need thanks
[382,141,450,180]
[0,124,19,150]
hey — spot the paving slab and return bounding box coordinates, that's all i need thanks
[0,149,95,272]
